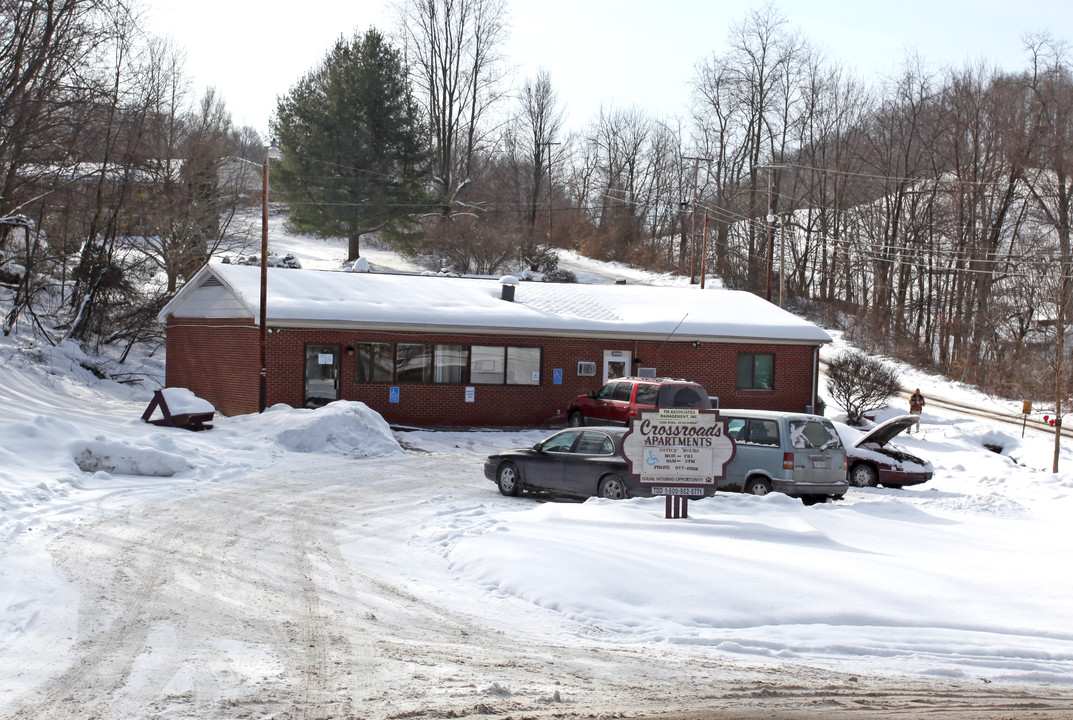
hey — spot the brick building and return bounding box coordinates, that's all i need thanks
[157,263,832,426]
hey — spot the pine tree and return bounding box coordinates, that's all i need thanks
[271,29,430,260]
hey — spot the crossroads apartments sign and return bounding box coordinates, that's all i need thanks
[621,408,736,497]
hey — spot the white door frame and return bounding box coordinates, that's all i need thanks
[602,349,632,383]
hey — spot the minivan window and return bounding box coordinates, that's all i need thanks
[746,419,780,446]
[789,419,842,450]
[726,418,746,441]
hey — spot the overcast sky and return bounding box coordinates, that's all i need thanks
[142,0,1072,137]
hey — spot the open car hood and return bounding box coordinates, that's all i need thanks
[856,415,917,448]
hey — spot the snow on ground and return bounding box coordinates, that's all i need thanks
[3,220,1073,716]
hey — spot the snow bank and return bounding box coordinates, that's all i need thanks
[71,437,193,477]
[226,400,402,456]
[436,489,1073,682]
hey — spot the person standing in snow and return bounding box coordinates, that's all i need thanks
[909,388,925,432]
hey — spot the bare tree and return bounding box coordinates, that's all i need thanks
[393,0,509,213]
[127,72,247,292]
[1020,35,1073,470]
[503,68,566,271]
[690,4,806,291]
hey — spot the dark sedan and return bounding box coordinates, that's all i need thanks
[483,427,639,499]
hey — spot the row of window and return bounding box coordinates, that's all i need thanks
[356,342,542,385]
[349,343,774,389]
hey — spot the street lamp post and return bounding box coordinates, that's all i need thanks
[259,140,282,413]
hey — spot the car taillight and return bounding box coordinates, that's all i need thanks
[783,452,794,470]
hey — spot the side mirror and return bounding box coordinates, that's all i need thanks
[533,441,544,452]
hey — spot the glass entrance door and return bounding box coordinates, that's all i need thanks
[602,350,631,383]
[304,344,340,408]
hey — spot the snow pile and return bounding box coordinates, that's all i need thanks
[71,437,194,477]
[230,400,402,456]
[157,387,215,416]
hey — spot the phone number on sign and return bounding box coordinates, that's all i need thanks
[648,486,707,496]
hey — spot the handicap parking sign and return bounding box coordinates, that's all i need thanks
[389,386,400,403]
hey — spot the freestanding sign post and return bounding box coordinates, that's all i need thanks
[621,408,736,518]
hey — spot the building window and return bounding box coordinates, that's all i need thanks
[396,343,432,382]
[506,347,541,385]
[434,344,467,383]
[355,342,393,382]
[353,342,541,385]
[471,345,505,384]
[737,352,774,389]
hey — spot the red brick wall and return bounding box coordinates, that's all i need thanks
[165,320,820,425]
[164,319,260,417]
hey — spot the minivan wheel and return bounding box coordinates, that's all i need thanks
[850,463,878,487]
[568,411,585,427]
[497,462,522,497]
[598,475,628,499]
[744,478,773,496]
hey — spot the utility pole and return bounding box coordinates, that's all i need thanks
[700,213,710,289]
[538,141,561,242]
[766,167,777,302]
[756,164,789,302]
[1054,269,1069,472]
[780,212,787,307]
[683,156,713,284]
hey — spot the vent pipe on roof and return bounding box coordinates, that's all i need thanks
[500,275,519,301]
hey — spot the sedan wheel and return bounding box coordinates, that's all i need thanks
[496,462,522,497]
[850,463,878,487]
[598,475,628,499]
[744,478,773,496]
[568,411,585,427]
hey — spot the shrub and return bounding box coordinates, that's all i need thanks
[543,268,577,284]
[825,350,901,426]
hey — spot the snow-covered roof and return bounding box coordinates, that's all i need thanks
[157,263,832,344]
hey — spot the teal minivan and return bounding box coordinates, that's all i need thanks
[720,409,848,503]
